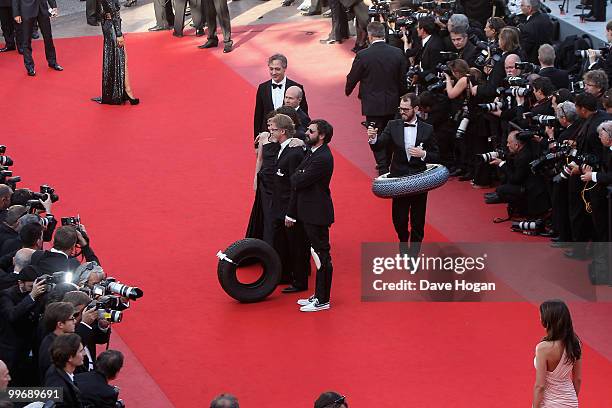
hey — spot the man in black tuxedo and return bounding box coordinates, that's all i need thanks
[197,0,232,53]
[409,16,445,76]
[537,44,569,90]
[346,21,408,175]
[287,119,334,312]
[367,93,439,248]
[284,86,310,128]
[12,0,62,76]
[0,0,22,53]
[30,226,100,276]
[449,28,479,67]
[518,0,553,64]
[268,114,310,292]
[76,349,123,408]
[44,333,84,407]
[253,54,308,138]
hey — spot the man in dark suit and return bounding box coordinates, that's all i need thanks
[149,0,174,31]
[44,333,84,408]
[12,0,62,76]
[538,44,570,90]
[518,0,553,64]
[30,226,100,276]
[367,93,439,250]
[268,114,310,292]
[283,85,310,129]
[287,119,334,312]
[0,0,22,52]
[76,349,123,408]
[38,301,76,382]
[0,265,45,386]
[346,21,408,175]
[410,16,445,76]
[197,0,232,53]
[253,54,308,138]
[449,28,479,67]
[173,0,204,37]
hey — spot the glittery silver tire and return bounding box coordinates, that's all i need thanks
[372,164,450,198]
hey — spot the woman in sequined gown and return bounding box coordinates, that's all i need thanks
[92,0,139,105]
[533,300,582,407]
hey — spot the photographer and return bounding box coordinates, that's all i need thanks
[585,21,612,85]
[30,225,100,276]
[0,205,25,250]
[76,349,124,408]
[487,130,550,215]
[0,223,43,274]
[565,93,610,259]
[406,16,445,76]
[44,333,85,408]
[518,0,553,64]
[538,44,570,90]
[484,17,505,44]
[579,121,612,283]
[0,185,13,223]
[0,214,43,257]
[449,27,479,67]
[0,265,46,386]
[38,301,77,383]
[418,91,456,169]
[63,290,111,375]
[583,69,608,108]
[515,76,556,129]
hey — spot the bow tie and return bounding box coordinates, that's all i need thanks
[272,83,283,89]
[404,122,416,127]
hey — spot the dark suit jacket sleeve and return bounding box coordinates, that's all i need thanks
[254,84,265,138]
[286,149,306,218]
[291,153,333,190]
[12,0,20,16]
[597,170,612,185]
[0,291,35,323]
[370,120,394,152]
[300,87,308,115]
[345,54,363,96]
[49,0,57,8]
[503,153,530,185]
[399,54,408,96]
[423,128,440,164]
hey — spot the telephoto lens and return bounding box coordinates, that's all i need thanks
[511,220,544,232]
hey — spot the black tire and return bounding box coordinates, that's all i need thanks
[217,238,282,303]
[372,164,450,198]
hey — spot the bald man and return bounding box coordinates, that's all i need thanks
[0,360,10,390]
[283,86,311,130]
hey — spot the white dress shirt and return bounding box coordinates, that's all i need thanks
[419,35,431,70]
[277,138,292,159]
[271,77,287,109]
[591,146,612,182]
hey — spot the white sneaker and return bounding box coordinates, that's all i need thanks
[300,300,330,312]
[297,295,316,306]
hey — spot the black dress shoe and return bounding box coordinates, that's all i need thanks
[196,28,204,37]
[198,39,218,48]
[351,43,367,53]
[0,46,16,52]
[27,68,35,76]
[223,41,233,53]
[281,0,294,5]
[301,10,321,16]
[281,286,307,293]
[149,25,169,31]
[91,97,102,104]
[49,64,63,71]
[319,38,341,44]
[575,4,591,9]
[584,16,603,22]
[172,31,183,37]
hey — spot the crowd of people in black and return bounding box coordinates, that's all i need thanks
[343,0,612,285]
[0,149,142,407]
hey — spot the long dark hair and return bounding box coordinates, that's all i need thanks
[540,299,581,363]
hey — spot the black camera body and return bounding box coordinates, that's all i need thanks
[40,185,60,203]
[514,62,540,74]
[61,215,81,226]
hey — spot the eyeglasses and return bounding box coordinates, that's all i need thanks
[72,311,81,319]
[306,128,316,133]
[324,395,346,408]
[398,106,413,112]
[269,128,280,132]
[585,83,597,87]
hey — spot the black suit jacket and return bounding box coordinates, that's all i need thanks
[272,146,306,220]
[296,107,310,128]
[458,41,479,68]
[576,111,611,157]
[538,67,570,90]
[417,34,445,75]
[74,321,111,374]
[371,119,439,177]
[253,78,308,138]
[75,371,119,408]
[345,41,408,116]
[44,366,83,408]
[288,144,334,226]
[12,0,56,19]
[502,144,550,214]
[30,248,100,276]
[519,12,553,64]
[596,148,612,185]
[0,224,17,252]
[38,332,57,383]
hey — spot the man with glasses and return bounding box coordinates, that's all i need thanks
[346,21,408,175]
[287,120,335,312]
[367,93,439,252]
[314,391,348,408]
[38,301,76,382]
[0,265,45,386]
[583,69,608,109]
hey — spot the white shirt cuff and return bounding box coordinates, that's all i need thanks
[592,172,598,183]
[285,215,296,223]
[368,136,377,145]
[499,161,506,168]
[421,151,427,161]
[80,322,92,330]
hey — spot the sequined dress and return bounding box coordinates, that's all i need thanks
[97,0,125,104]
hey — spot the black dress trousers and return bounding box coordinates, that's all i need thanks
[21,14,56,69]
[303,223,332,304]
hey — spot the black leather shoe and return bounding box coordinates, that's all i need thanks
[198,39,218,49]
[223,41,233,53]
[575,4,591,9]
[196,28,204,37]
[281,0,294,5]
[27,68,35,76]
[0,46,16,52]
[301,10,321,16]
[91,97,102,104]
[320,38,341,44]
[49,64,63,71]
[148,26,169,31]
[351,43,367,53]
[172,31,183,37]
[281,286,307,293]
[584,16,603,22]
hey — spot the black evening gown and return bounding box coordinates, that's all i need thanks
[246,142,280,244]
[97,0,125,104]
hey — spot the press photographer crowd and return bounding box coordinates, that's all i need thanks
[0,146,143,407]
[343,0,612,285]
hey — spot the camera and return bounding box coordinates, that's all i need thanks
[40,185,59,203]
[0,167,20,190]
[86,296,123,323]
[511,219,544,233]
[570,81,585,93]
[40,214,55,228]
[0,156,12,166]
[439,52,458,62]
[530,114,557,126]
[575,48,609,59]
[497,87,532,97]
[455,109,470,139]
[529,143,576,174]
[479,149,505,162]
[514,62,540,73]
[35,272,74,291]
[61,215,81,226]
[507,76,529,87]
[552,153,599,183]
[361,121,377,129]
[474,43,502,68]
[26,199,46,213]
[478,101,504,112]
[92,277,144,300]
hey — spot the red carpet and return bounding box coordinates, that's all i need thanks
[3,22,611,407]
